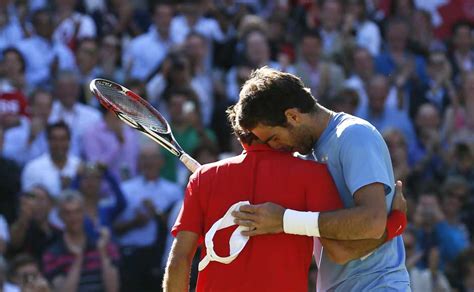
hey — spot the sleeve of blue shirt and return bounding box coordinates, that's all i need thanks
[339,123,394,201]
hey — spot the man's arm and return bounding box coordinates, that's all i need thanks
[318,183,387,240]
[163,231,199,292]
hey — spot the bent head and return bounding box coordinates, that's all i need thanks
[231,67,318,154]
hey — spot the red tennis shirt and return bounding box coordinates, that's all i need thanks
[172,144,343,292]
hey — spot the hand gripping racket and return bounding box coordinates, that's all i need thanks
[89,78,201,173]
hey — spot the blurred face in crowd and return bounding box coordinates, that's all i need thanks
[245,30,270,67]
[415,103,440,131]
[33,11,53,39]
[76,39,99,73]
[353,48,373,78]
[387,21,409,51]
[31,91,53,122]
[100,34,120,63]
[139,144,163,181]
[321,0,342,31]
[3,49,24,77]
[367,75,389,115]
[185,34,207,64]
[301,35,321,65]
[453,24,472,53]
[154,4,173,35]
[12,262,41,287]
[60,198,85,234]
[79,166,102,199]
[384,129,408,164]
[31,187,53,222]
[48,126,70,162]
[55,75,80,109]
[168,93,193,125]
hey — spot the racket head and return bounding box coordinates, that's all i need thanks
[90,78,183,156]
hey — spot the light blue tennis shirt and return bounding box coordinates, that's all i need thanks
[312,112,410,291]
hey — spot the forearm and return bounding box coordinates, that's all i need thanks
[320,232,387,264]
[163,254,193,292]
[112,219,138,235]
[319,206,386,240]
[101,255,119,292]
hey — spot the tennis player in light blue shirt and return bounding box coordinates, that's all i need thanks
[231,67,410,291]
[313,112,409,291]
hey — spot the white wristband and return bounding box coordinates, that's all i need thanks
[283,209,320,237]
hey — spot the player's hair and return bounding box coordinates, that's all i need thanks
[233,67,317,131]
[46,121,71,140]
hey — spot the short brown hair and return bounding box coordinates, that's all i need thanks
[231,67,317,132]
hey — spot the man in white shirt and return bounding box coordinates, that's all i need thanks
[15,9,76,87]
[123,3,176,81]
[113,143,183,292]
[48,70,101,151]
[21,121,81,198]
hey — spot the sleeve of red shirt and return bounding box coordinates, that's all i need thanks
[171,172,204,242]
[304,163,343,212]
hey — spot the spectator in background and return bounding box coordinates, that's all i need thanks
[16,9,76,87]
[123,2,175,81]
[294,29,345,103]
[8,185,58,262]
[448,21,474,85]
[83,106,139,182]
[0,126,21,224]
[0,4,24,53]
[183,32,215,126]
[343,0,382,56]
[413,189,469,271]
[409,103,445,182]
[0,47,28,94]
[49,70,101,154]
[21,122,81,198]
[8,254,51,292]
[403,227,452,292]
[97,34,125,84]
[52,0,97,49]
[0,52,28,132]
[356,74,416,143]
[2,89,52,165]
[327,87,359,115]
[113,143,182,292]
[448,247,474,292]
[226,29,294,102]
[345,46,376,112]
[42,190,119,292]
[410,50,454,119]
[409,9,445,58]
[74,162,126,238]
[159,87,216,184]
[383,128,411,184]
[442,71,474,147]
[74,37,101,106]
[446,143,474,193]
[375,18,427,103]
[319,0,344,61]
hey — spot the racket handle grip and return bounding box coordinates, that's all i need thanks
[180,153,201,173]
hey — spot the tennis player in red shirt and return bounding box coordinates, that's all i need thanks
[163,126,389,291]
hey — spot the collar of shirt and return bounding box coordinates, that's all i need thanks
[242,143,275,153]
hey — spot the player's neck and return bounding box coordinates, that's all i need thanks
[312,105,334,139]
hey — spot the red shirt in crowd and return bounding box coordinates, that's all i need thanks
[172,144,343,292]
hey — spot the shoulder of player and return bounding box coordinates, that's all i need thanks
[336,117,380,143]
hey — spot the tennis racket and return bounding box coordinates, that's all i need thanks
[89,78,201,173]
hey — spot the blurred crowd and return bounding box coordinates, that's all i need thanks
[0,0,473,291]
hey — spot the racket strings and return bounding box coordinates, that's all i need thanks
[95,82,168,133]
